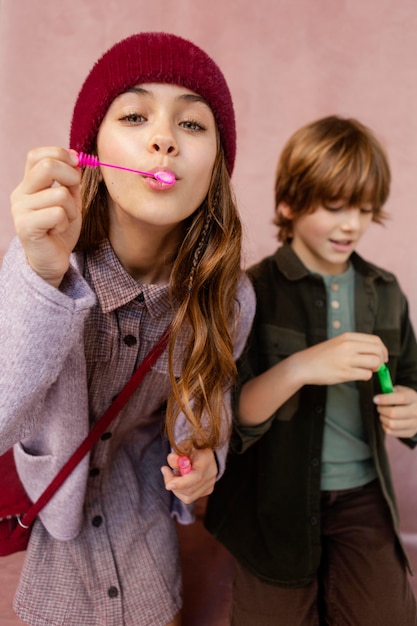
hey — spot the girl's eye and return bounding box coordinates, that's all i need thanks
[360,207,373,214]
[180,119,206,132]
[120,113,146,124]
[324,204,344,212]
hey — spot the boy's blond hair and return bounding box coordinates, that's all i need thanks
[274,116,391,242]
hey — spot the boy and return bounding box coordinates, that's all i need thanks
[206,116,417,625]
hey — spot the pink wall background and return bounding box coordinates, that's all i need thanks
[1,0,417,577]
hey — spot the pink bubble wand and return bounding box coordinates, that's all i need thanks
[77,152,175,185]
[178,456,192,476]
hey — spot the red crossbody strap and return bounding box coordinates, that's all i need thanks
[18,326,171,529]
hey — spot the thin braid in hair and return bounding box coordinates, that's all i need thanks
[187,213,212,292]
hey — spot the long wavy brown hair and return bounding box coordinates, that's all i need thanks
[274,116,391,242]
[75,144,242,454]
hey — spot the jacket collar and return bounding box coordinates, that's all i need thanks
[274,242,394,283]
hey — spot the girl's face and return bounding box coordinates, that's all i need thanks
[96,83,217,234]
[282,200,374,274]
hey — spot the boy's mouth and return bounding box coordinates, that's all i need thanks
[330,238,354,251]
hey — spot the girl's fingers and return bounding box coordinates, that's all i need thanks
[16,206,73,238]
[18,156,81,197]
[24,146,79,175]
[13,184,80,220]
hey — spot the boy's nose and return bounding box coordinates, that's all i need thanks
[342,209,361,229]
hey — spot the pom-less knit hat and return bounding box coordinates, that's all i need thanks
[70,32,236,174]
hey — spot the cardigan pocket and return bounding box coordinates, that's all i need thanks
[14,442,86,540]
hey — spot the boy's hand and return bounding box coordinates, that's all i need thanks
[11,147,82,288]
[297,332,388,386]
[161,448,218,504]
[239,332,388,426]
[374,385,417,439]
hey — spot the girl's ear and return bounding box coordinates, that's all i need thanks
[277,202,294,220]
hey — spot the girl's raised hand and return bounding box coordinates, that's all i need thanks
[11,147,82,288]
[161,447,218,504]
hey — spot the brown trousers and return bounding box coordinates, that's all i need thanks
[231,480,417,625]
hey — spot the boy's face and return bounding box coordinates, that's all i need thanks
[282,200,374,274]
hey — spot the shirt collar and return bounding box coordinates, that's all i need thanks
[85,239,172,316]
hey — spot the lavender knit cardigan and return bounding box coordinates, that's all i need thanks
[0,237,256,539]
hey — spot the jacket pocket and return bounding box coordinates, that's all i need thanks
[257,324,307,421]
[258,324,308,362]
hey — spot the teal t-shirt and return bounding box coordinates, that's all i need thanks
[319,265,377,491]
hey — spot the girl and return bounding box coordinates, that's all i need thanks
[0,32,255,625]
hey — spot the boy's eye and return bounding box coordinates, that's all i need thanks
[180,119,206,132]
[324,203,374,214]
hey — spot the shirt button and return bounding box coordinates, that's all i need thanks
[331,283,339,291]
[108,586,119,598]
[92,515,103,527]
[314,405,324,415]
[311,458,319,468]
[331,300,340,309]
[332,320,341,329]
[124,334,137,346]
[89,467,100,477]
[101,432,112,441]
[135,292,145,303]
[315,299,325,308]
[310,516,318,526]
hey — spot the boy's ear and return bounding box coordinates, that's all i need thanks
[277,202,294,220]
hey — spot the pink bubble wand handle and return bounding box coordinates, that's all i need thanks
[77,152,175,185]
[178,456,192,476]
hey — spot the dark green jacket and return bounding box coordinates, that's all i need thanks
[205,243,417,586]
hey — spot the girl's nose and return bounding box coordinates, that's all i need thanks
[152,141,176,154]
[150,130,178,155]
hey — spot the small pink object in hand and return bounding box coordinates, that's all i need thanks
[178,456,192,475]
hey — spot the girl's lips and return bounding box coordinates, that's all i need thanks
[145,175,176,191]
[148,167,176,185]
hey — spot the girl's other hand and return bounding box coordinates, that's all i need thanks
[11,147,82,288]
[161,448,218,504]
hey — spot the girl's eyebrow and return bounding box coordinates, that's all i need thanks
[127,87,149,96]
[126,87,210,108]
[178,93,210,108]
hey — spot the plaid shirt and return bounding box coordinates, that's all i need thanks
[0,238,255,625]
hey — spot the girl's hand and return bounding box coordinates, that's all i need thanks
[374,385,417,439]
[11,147,82,288]
[161,448,218,504]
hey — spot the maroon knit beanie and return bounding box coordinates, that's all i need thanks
[70,32,236,174]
